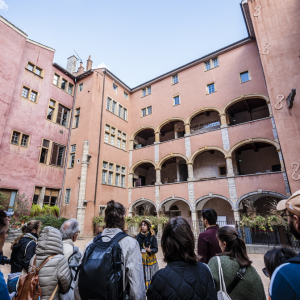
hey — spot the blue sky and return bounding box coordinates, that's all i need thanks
[0,0,248,87]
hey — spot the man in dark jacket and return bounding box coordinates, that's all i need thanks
[198,208,221,264]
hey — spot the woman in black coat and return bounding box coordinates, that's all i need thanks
[136,219,159,290]
[8,220,40,293]
[147,217,217,300]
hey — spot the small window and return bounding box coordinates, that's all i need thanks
[105,125,110,131]
[104,132,109,143]
[124,91,128,99]
[173,95,180,106]
[71,144,76,153]
[111,127,115,134]
[116,165,120,172]
[108,172,113,184]
[219,165,227,176]
[47,100,56,121]
[212,58,219,68]
[79,83,83,92]
[115,173,120,186]
[142,86,151,96]
[109,163,114,170]
[27,63,34,72]
[123,108,127,120]
[26,62,43,77]
[50,143,65,167]
[74,108,80,128]
[118,105,122,117]
[147,86,151,94]
[53,74,59,86]
[121,175,125,187]
[61,79,67,90]
[69,153,75,168]
[30,91,38,102]
[121,167,125,173]
[56,104,70,127]
[142,108,146,117]
[113,83,118,93]
[21,87,30,98]
[207,83,215,94]
[240,71,250,83]
[142,88,146,97]
[205,61,211,71]
[20,134,29,147]
[68,83,74,95]
[102,170,107,183]
[172,74,178,84]
[118,130,122,137]
[122,140,126,150]
[110,135,115,146]
[11,131,20,145]
[107,98,111,111]
[65,189,71,204]
[103,161,108,168]
[147,106,152,115]
[122,133,126,139]
[40,139,50,164]
[117,138,121,148]
[112,101,116,114]
[205,57,219,71]
[35,67,42,76]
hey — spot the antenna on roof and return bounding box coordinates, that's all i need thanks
[74,50,82,63]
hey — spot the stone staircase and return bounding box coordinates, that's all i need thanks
[6,228,21,242]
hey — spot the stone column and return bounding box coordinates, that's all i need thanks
[155,169,161,185]
[219,113,228,127]
[225,156,235,177]
[267,103,273,117]
[233,209,240,222]
[128,173,133,188]
[176,158,180,181]
[76,141,90,234]
[155,132,160,143]
[191,210,198,235]
[129,140,134,150]
[184,123,191,136]
[187,163,194,181]
[37,187,46,208]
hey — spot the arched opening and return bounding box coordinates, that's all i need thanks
[233,142,281,175]
[134,128,155,149]
[161,156,188,184]
[226,97,269,126]
[133,163,156,187]
[161,199,191,222]
[160,120,185,142]
[132,200,157,216]
[190,110,221,135]
[196,197,234,225]
[193,150,227,180]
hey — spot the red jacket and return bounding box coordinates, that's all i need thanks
[197,226,221,264]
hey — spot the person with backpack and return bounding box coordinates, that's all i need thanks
[147,217,217,300]
[263,247,297,300]
[271,190,300,300]
[25,226,71,300]
[136,219,159,290]
[7,220,40,293]
[208,226,266,300]
[0,209,12,300]
[77,200,146,300]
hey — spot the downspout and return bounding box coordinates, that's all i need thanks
[59,78,77,215]
[94,69,106,205]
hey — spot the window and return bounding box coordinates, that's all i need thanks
[21,86,29,98]
[124,91,128,99]
[11,131,29,147]
[204,57,219,71]
[123,108,127,120]
[40,139,50,164]
[43,189,59,206]
[111,127,115,134]
[113,83,118,93]
[53,74,59,86]
[47,99,56,121]
[110,135,115,146]
[173,95,180,106]
[33,187,41,204]
[172,74,179,84]
[240,71,250,83]
[141,106,152,117]
[109,163,113,170]
[104,124,127,150]
[115,173,120,186]
[102,170,107,183]
[104,132,109,143]
[79,83,83,91]
[103,161,108,168]
[102,161,126,187]
[121,167,126,173]
[30,91,38,102]
[207,83,215,94]
[65,189,71,204]
[219,165,227,176]
[117,138,121,148]
[61,79,67,90]
[122,140,126,150]
[20,134,29,147]
[121,175,125,187]
[112,101,116,114]
[56,104,70,127]
[74,108,80,128]
[69,144,76,168]
[68,83,74,95]
[122,133,126,139]
[108,172,113,184]
[107,97,111,110]
[118,105,122,117]
[26,62,43,77]
[116,165,120,172]
[142,86,151,96]
[50,143,65,167]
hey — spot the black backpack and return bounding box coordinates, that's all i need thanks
[78,232,128,300]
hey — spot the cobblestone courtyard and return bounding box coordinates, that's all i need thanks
[1,238,269,297]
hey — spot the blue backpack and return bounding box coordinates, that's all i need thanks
[78,232,128,300]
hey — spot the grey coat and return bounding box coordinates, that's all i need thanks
[30,226,71,300]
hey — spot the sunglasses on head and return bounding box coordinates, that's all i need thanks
[262,268,269,277]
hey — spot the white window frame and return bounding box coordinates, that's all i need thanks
[173,95,180,106]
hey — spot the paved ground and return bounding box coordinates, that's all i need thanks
[1,238,269,297]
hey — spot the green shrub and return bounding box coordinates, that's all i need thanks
[42,205,51,215]
[31,215,68,232]
[50,206,60,217]
[30,204,42,217]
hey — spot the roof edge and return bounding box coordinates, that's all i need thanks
[53,63,75,80]
[27,39,55,52]
[0,15,28,38]
[240,0,256,39]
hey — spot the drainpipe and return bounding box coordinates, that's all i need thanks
[94,70,106,206]
[59,78,77,215]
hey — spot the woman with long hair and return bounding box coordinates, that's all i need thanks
[147,217,217,300]
[208,226,266,300]
[136,219,159,290]
[8,220,40,293]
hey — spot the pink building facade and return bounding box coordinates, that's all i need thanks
[1,0,299,236]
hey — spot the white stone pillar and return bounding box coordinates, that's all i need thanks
[219,113,228,128]
[76,141,90,234]
[155,169,161,185]
[128,173,133,188]
[37,187,46,208]
[176,158,180,181]
[155,132,160,143]
[184,123,191,136]
[225,157,235,177]
[187,163,194,181]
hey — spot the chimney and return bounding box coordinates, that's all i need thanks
[77,62,85,75]
[86,55,93,71]
[66,55,77,73]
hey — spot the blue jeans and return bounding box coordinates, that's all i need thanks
[7,276,19,293]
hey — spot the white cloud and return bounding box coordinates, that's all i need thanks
[96,62,109,70]
[0,0,8,11]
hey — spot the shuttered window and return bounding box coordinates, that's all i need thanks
[56,104,70,127]
[50,143,65,167]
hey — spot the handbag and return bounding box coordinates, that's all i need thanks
[216,256,232,300]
